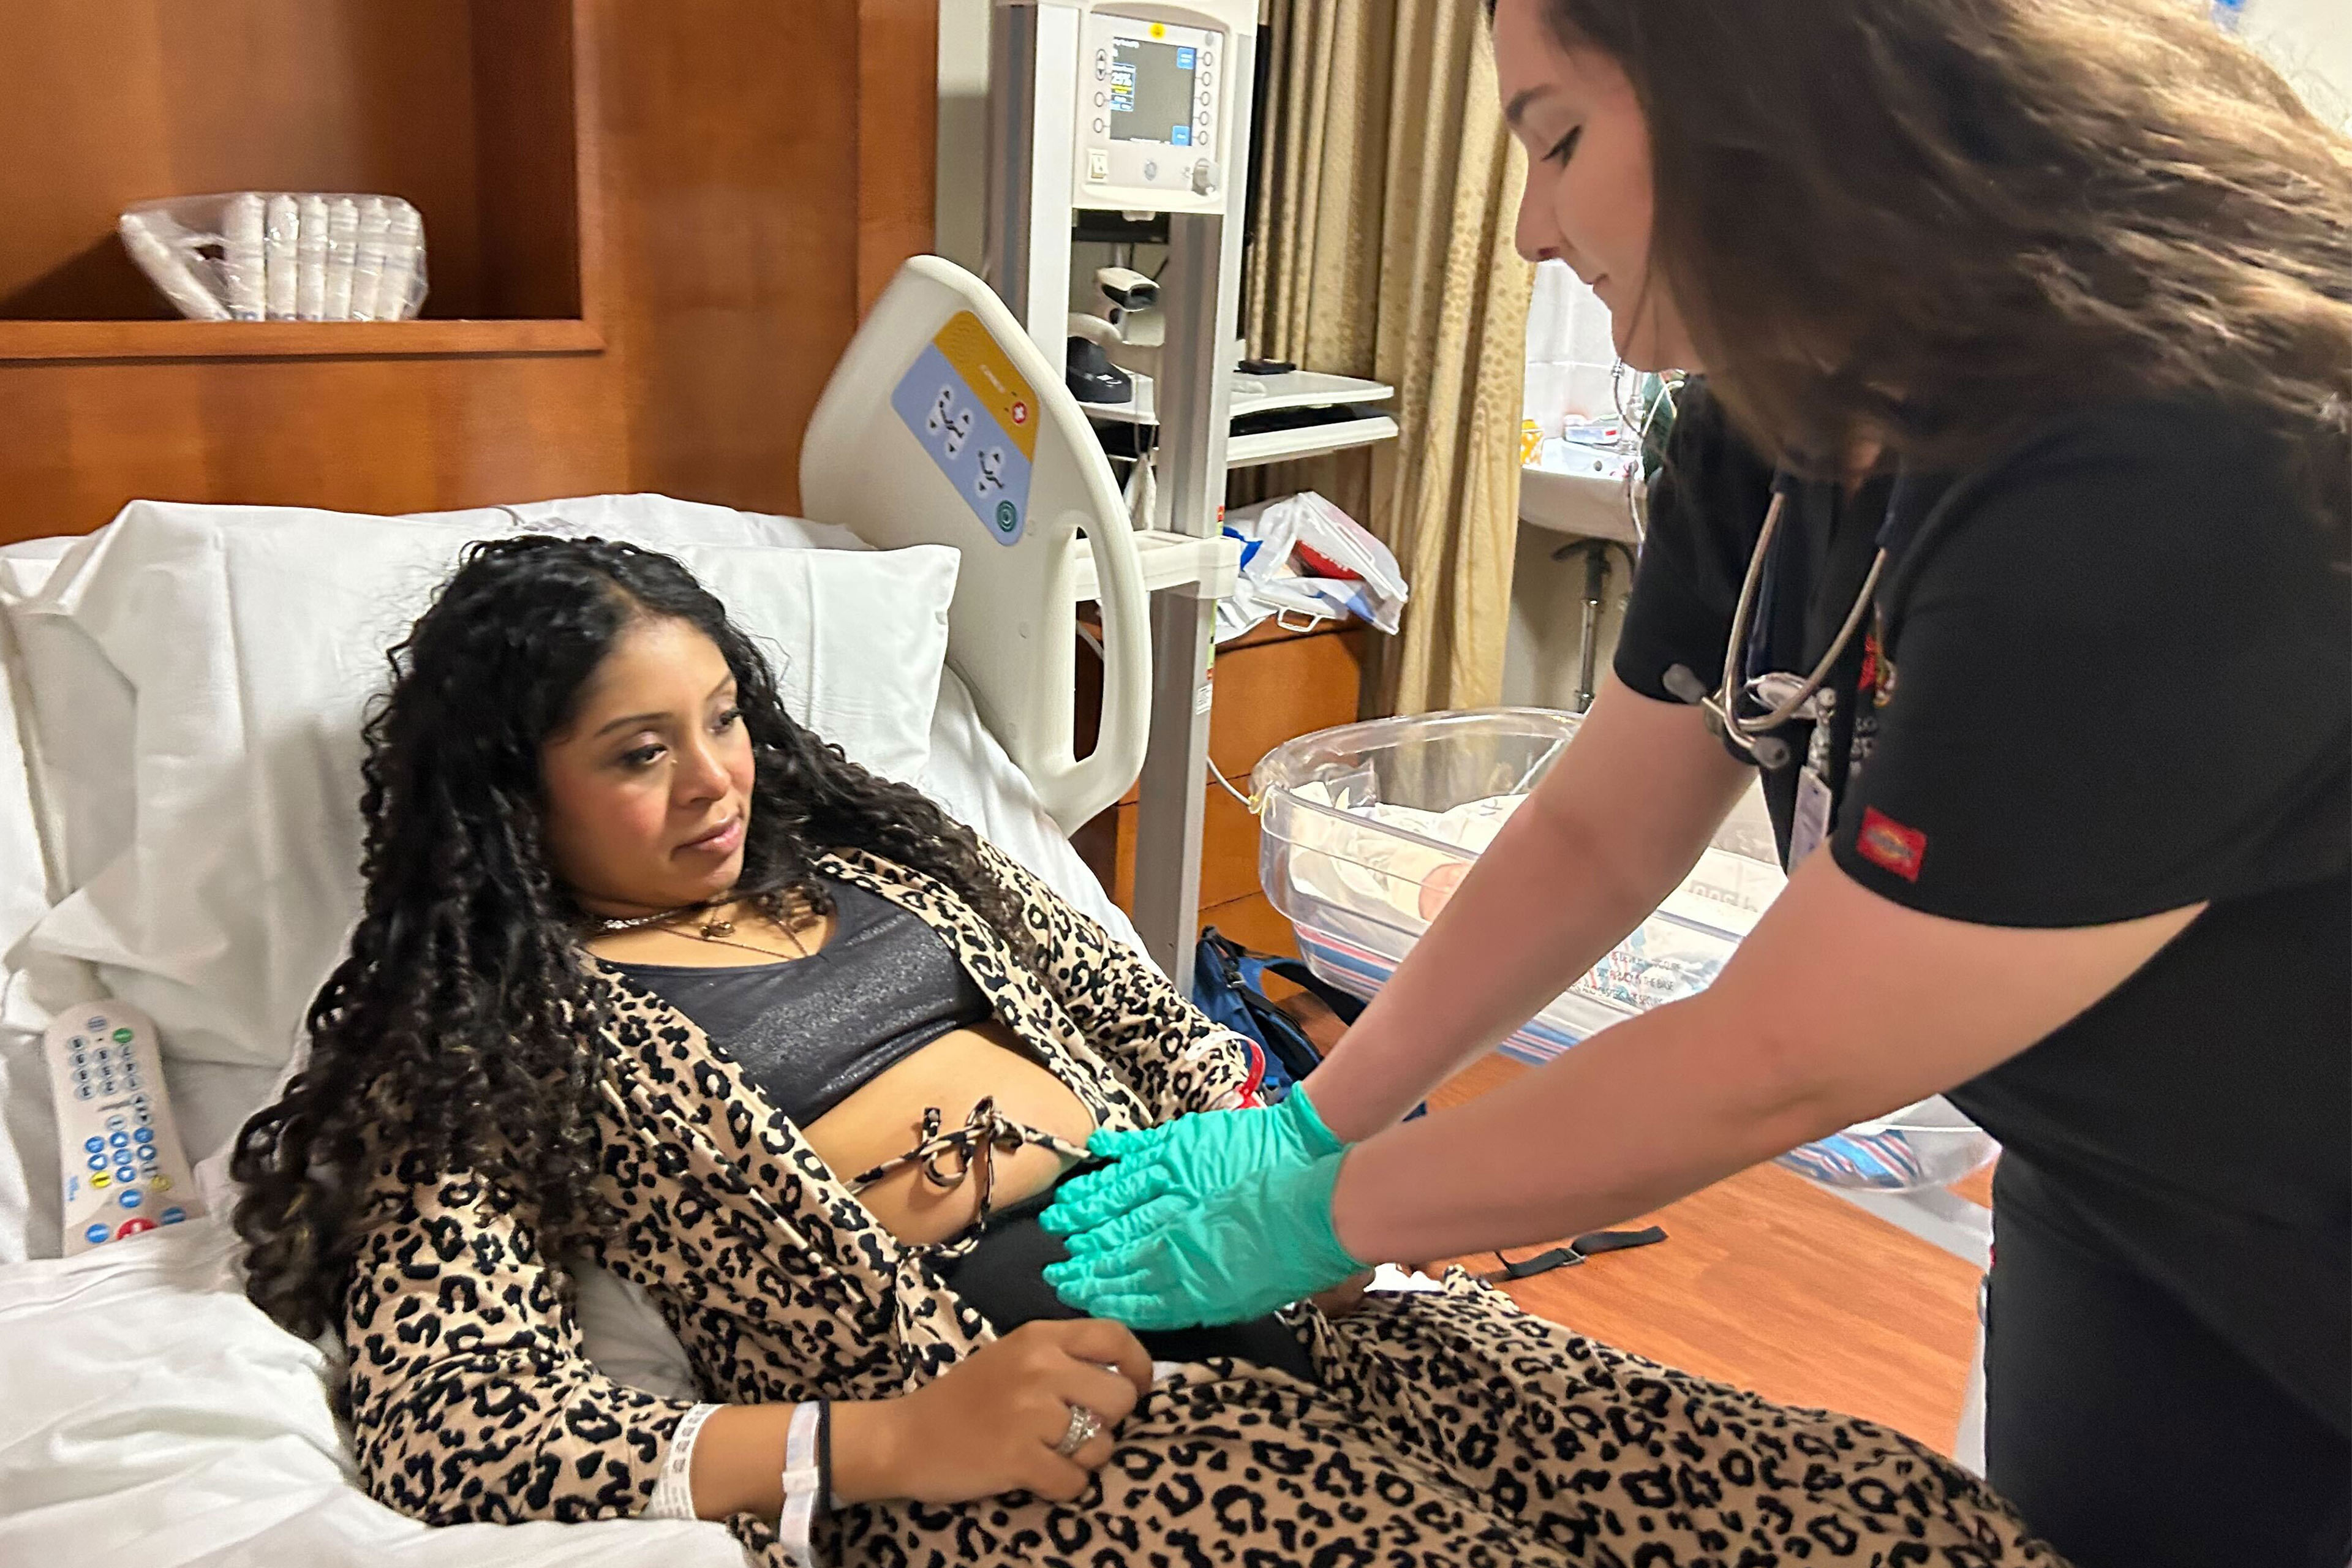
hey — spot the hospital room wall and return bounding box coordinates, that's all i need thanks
[2244,0,2352,127]
[0,0,938,545]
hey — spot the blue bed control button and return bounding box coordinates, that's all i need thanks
[85,1223,112,1245]
[133,1127,153,1144]
[118,1189,142,1210]
[160,1207,187,1224]
[85,1136,104,1153]
[87,1154,106,1171]
[137,1145,156,1164]
[108,1131,128,1148]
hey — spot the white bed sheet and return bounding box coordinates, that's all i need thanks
[0,658,1141,1567]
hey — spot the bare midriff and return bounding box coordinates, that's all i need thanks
[589,908,1095,1246]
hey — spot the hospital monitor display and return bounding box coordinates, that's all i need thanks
[1110,38,1199,146]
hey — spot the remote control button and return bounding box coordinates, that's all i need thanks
[118,1188,142,1209]
[160,1207,187,1225]
[75,1085,92,1101]
[91,1172,110,1189]
[115,1218,156,1239]
[86,1153,105,1171]
[105,1113,124,1128]
[84,1222,113,1245]
[133,1128,153,1144]
[108,1131,128,1148]
[115,1160,135,1178]
[137,1145,156,1164]
[151,1175,171,1193]
[113,1028,133,1044]
[85,1136,104,1153]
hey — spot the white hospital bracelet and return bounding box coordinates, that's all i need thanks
[778,1400,829,1568]
[646,1401,722,1521]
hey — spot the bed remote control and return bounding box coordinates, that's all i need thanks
[45,1002,206,1256]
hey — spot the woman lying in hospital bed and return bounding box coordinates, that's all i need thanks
[226,537,2059,1567]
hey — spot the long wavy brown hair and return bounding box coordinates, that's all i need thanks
[1505,0,2352,522]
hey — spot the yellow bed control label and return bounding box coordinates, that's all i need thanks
[892,311,1038,546]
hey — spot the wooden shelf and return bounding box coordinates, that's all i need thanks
[0,318,604,363]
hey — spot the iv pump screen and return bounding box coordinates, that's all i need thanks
[1110,37,1199,146]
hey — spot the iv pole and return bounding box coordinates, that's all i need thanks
[987,1,1257,991]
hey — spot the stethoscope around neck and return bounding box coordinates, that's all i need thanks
[1660,469,1893,772]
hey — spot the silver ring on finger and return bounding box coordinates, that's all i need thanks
[1054,1403,1104,1458]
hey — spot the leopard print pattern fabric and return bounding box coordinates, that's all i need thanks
[829,1284,2064,1567]
[341,849,2063,1566]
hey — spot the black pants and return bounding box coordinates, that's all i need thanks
[939,1178,1319,1382]
[1985,1169,2350,1568]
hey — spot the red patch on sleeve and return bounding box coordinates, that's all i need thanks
[1856,807,1928,883]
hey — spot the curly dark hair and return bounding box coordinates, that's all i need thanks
[230,535,1036,1339]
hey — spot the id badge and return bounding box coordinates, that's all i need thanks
[1789,764,1834,870]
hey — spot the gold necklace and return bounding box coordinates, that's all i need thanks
[674,916,811,963]
[594,901,815,962]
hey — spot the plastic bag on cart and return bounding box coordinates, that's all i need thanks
[1216,492,1408,642]
[118,193,429,323]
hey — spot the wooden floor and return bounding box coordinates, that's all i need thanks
[1422,1053,1985,1453]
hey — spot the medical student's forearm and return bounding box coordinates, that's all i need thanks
[1325,993,1864,1265]
[1302,801,1667,1140]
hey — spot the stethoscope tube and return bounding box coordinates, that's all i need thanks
[1665,486,1888,771]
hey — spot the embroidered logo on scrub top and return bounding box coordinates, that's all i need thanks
[1856,807,1928,882]
[1849,622,1889,785]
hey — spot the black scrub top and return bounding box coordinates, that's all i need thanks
[1614,380,2351,1436]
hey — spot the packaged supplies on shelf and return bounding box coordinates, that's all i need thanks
[1215,492,1408,643]
[118,194,428,323]
[1254,707,1995,1190]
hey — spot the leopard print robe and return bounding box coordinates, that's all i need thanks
[341,846,2065,1567]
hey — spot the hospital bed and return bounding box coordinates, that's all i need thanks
[0,261,1170,1566]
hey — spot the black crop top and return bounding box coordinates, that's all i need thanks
[614,878,995,1127]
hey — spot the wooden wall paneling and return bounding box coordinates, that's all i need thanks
[0,351,624,545]
[1207,624,1366,782]
[471,0,584,319]
[0,0,939,544]
[1200,892,1303,958]
[588,0,866,516]
[1101,783,1264,911]
[1,1,491,320]
[854,0,942,317]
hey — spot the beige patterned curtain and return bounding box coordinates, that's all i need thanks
[1245,0,1534,715]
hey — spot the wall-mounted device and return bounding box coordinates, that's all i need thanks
[1069,264,1166,388]
[990,0,1257,366]
[1073,10,1235,210]
[990,0,1260,986]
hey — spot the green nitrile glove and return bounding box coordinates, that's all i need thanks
[1038,1085,1345,1241]
[1041,1150,1364,1330]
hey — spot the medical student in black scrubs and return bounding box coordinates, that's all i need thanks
[1040,2,2352,1564]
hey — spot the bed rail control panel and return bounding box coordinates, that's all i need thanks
[46,1002,206,1256]
[804,255,1150,834]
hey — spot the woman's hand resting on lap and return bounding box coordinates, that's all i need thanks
[835,1319,1152,1505]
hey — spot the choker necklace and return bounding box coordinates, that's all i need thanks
[589,899,811,962]
[593,904,737,940]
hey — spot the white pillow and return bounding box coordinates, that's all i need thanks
[10,500,959,1072]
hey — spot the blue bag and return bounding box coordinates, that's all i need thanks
[1191,927,1363,1101]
